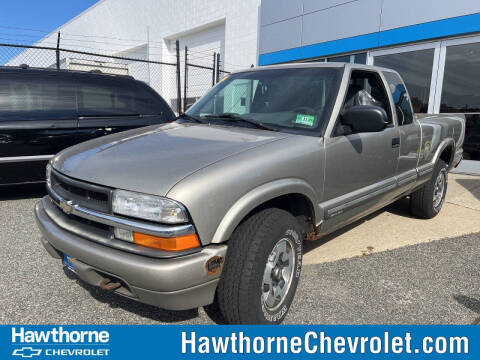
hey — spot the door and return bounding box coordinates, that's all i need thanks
[383,71,421,193]
[0,72,78,185]
[321,70,400,233]
[75,76,168,143]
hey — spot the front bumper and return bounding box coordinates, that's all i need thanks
[35,197,227,311]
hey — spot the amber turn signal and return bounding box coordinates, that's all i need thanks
[133,232,200,251]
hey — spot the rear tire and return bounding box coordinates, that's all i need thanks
[410,160,448,219]
[215,208,303,324]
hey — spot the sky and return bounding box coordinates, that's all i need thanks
[0,0,100,64]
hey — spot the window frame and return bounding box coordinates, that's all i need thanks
[383,71,415,126]
[330,67,396,137]
[435,34,480,114]
[370,41,441,114]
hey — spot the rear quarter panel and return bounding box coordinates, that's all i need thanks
[416,114,465,169]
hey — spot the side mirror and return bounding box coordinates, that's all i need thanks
[341,105,388,133]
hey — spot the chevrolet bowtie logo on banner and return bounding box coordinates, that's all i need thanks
[12,347,42,358]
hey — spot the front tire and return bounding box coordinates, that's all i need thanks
[410,160,448,218]
[215,208,303,324]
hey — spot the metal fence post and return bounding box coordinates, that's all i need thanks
[212,52,217,86]
[184,46,188,113]
[216,53,221,83]
[175,40,182,114]
[56,32,61,70]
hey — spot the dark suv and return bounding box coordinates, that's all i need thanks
[0,67,175,185]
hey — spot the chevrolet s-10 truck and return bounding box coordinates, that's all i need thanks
[35,63,465,324]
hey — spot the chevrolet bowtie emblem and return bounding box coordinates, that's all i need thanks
[12,347,42,358]
[59,200,74,214]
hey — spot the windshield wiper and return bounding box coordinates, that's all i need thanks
[202,113,278,132]
[176,113,208,124]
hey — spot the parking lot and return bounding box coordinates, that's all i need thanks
[1,173,479,324]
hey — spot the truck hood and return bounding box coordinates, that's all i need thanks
[52,122,289,196]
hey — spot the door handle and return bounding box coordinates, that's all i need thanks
[392,137,400,148]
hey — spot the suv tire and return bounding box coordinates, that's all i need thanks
[410,159,448,219]
[215,208,303,324]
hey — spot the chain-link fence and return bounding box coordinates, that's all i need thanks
[0,37,231,114]
[183,48,231,112]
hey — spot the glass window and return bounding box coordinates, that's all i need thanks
[440,42,480,113]
[337,70,392,136]
[187,68,343,135]
[328,53,367,64]
[306,53,366,64]
[328,55,350,63]
[374,49,434,113]
[134,83,170,116]
[383,71,414,125]
[353,53,367,64]
[77,78,163,116]
[0,74,76,121]
[306,58,326,63]
[463,114,480,160]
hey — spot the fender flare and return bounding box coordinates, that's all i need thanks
[432,138,455,169]
[211,178,319,244]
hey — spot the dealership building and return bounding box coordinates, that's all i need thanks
[258,0,480,167]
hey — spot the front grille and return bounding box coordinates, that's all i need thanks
[70,212,111,234]
[50,170,112,213]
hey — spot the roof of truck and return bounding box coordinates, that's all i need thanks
[230,62,398,75]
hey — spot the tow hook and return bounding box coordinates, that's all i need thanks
[99,278,121,291]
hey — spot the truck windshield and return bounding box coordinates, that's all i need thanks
[186,67,342,135]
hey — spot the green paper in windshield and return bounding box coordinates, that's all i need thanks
[295,114,315,127]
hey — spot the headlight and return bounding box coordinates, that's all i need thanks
[112,190,188,224]
[46,163,52,187]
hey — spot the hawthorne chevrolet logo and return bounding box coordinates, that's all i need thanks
[10,327,111,357]
[12,347,42,358]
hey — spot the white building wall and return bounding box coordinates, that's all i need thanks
[9,0,261,105]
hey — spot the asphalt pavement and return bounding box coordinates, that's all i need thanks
[0,184,479,324]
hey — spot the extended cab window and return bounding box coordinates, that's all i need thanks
[383,71,414,126]
[77,77,164,117]
[335,70,392,136]
[0,74,76,121]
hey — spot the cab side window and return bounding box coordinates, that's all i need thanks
[383,71,414,126]
[335,70,392,136]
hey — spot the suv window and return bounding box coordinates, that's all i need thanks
[77,77,164,117]
[383,71,414,125]
[0,73,76,121]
